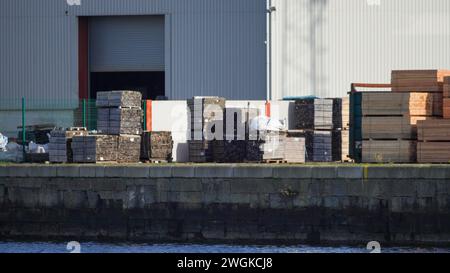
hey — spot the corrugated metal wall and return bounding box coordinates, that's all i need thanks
[0,0,267,110]
[271,0,450,99]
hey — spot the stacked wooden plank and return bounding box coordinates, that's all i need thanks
[118,135,141,163]
[294,99,333,162]
[72,135,118,163]
[360,91,443,163]
[332,97,350,162]
[187,97,225,163]
[140,132,173,162]
[444,77,450,119]
[391,70,450,93]
[288,130,331,162]
[49,128,87,163]
[284,136,306,163]
[294,99,333,130]
[417,119,450,163]
[261,131,287,162]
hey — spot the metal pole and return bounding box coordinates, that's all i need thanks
[21,97,26,159]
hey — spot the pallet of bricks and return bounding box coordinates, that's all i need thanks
[213,107,257,163]
[293,98,333,162]
[187,97,225,163]
[141,131,173,163]
[361,70,449,163]
[417,74,450,163]
[331,97,351,162]
[72,91,143,163]
[49,127,87,163]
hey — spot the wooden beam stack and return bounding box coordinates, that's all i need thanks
[391,70,450,93]
[417,119,450,163]
[332,97,351,162]
[444,77,450,119]
[361,91,441,163]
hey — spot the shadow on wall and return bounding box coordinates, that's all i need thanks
[309,0,328,97]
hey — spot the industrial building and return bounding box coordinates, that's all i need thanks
[1,0,450,136]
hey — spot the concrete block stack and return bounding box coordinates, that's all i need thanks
[187,97,225,163]
[294,98,333,162]
[140,131,173,162]
[49,128,87,163]
[70,91,143,164]
[261,131,287,162]
[96,91,143,135]
[332,97,351,162]
[72,135,118,163]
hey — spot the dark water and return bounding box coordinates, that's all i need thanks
[0,241,449,253]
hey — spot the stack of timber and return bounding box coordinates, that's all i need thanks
[96,91,143,135]
[332,97,351,162]
[187,97,225,163]
[117,135,141,163]
[417,119,450,163]
[284,135,306,164]
[49,128,87,163]
[294,99,333,130]
[72,135,118,163]
[444,77,450,119]
[97,108,143,135]
[188,140,213,163]
[188,97,226,141]
[288,130,331,162]
[391,70,450,93]
[211,140,247,163]
[360,91,444,163]
[140,131,173,162]
[261,131,287,162]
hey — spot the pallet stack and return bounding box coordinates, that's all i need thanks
[72,135,118,163]
[360,91,442,163]
[444,77,450,119]
[97,91,143,135]
[417,119,450,163]
[141,131,173,162]
[49,128,87,163]
[294,99,333,162]
[389,70,450,163]
[187,97,225,163]
[331,97,351,162]
[261,131,287,162]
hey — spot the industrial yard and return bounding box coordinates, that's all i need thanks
[1,0,450,258]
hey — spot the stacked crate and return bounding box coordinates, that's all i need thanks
[187,97,225,163]
[332,97,351,162]
[49,128,87,163]
[261,131,287,162]
[417,119,450,163]
[96,91,143,135]
[72,135,118,163]
[294,99,333,162]
[140,131,173,162]
[444,77,450,119]
[360,92,440,163]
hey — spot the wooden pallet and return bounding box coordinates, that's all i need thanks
[263,159,288,164]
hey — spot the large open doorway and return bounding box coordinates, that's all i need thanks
[87,16,165,100]
[90,72,165,100]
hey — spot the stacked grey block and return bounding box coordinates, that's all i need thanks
[72,135,118,163]
[187,97,225,163]
[48,130,68,163]
[49,129,88,163]
[96,91,143,135]
[118,135,141,163]
[141,132,173,162]
[294,99,333,130]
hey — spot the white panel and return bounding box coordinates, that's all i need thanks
[89,16,165,72]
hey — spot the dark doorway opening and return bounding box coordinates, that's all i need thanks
[90,72,165,100]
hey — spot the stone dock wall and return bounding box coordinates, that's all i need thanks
[0,164,450,245]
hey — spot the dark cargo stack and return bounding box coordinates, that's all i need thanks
[49,128,87,163]
[96,91,143,135]
[141,131,173,162]
[187,97,225,163]
[294,99,333,162]
[72,135,118,163]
